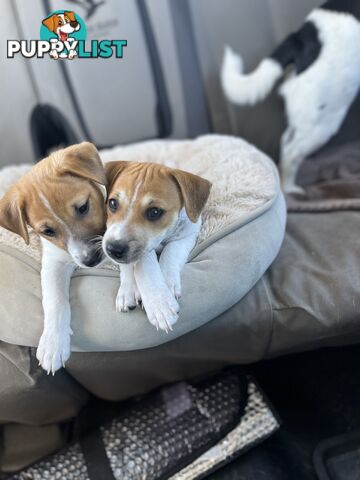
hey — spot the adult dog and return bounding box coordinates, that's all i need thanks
[221,0,360,193]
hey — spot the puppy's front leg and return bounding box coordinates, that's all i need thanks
[159,231,198,300]
[116,264,141,312]
[134,251,179,332]
[36,241,75,375]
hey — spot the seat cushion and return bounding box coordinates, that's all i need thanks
[0,135,285,351]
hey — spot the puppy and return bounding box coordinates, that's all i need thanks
[0,143,107,374]
[221,0,360,193]
[103,161,211,332]
[42,11,81,59]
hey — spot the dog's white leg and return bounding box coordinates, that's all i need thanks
[134,250,179,333]
[36,240,75,375]
[116,264,141,312]
[279,128,306,194]
[159,234,197,300]
[50,50,59,60]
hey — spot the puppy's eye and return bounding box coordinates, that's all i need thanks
[42,227,56,237]
[76,200,89,216]
[108,198,119,212]
[146,207,164,221]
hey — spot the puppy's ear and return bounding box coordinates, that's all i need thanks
[0,188,29,245]
[42,15,56,33]
[105,161,130,191]
[60,142,106,186]
[171,169,212,222]
[65,11,76,22]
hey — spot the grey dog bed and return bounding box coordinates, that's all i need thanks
[0,134,286,352]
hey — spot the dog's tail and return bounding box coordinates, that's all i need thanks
[221,21,320,106]
[221,47,282,106]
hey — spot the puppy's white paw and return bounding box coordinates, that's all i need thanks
[50,50,59,60]
[143,289,179,333]
[116,283,141,312]
[163,271,182,300]
[36,328,71,375]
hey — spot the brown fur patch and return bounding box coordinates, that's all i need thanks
[106,162,182,236]
[64,11,77,23]
[42,14,61,33]
[0,142,107,251]
[106,161,212,228]
[42,11,76,33]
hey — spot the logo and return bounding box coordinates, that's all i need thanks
[7,9,127,60]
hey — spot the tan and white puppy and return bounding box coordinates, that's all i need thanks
[0,143,106,374]
[103,161,211,332]
[42,11,81,60]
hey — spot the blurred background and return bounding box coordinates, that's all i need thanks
[0,0,323,167]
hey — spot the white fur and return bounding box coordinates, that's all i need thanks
[116,262,141,312]
[222,10,360,193]
[134,250,179,333]
[221,46,282,106]
[35,192,102,373]
[159,211,201,300]
[107,208,201,332]
[38,190,97,269]
[105,182,143,242]
[280,9,360,192]
[36,238,75,374]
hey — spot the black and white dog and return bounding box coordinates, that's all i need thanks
[221,0,360,193]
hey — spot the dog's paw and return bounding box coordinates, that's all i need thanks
[116,283,141,312]
[36,328,71,375]
[142,289,180,333]
[163,271,182,300]
[68,50,77,60]
[50,51,59,60]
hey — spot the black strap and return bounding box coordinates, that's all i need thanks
[136,0,173,138]
[80,429,116,480]
[168,0,211,137]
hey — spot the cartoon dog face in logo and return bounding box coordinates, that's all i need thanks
[42,11,81,60]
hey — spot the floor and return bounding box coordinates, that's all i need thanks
[2,345,360,479]
[209,345,360,480]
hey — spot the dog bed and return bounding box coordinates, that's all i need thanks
[0,134,286,351]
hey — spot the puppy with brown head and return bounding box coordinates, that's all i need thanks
[103,161,211,332]
[0,142,107,374]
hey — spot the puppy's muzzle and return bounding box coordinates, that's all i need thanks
[106,241,129,262]
[81,248,103,268]
[79,237,104,268]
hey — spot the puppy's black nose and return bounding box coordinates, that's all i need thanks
[82,249,103,268]
[70,21,79,28]
[106,241,129,261]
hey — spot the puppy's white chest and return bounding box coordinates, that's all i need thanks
[156,209,192,253]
